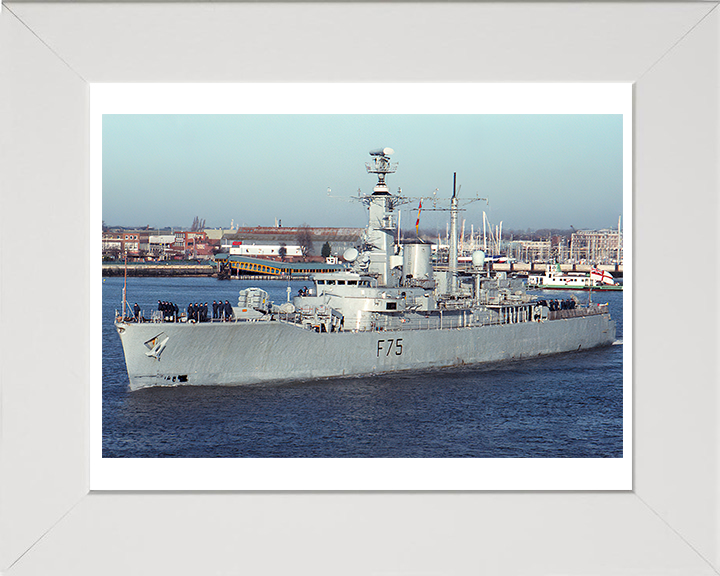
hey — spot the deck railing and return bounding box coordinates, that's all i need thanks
[125,303,610,330]
[548,303,608,321]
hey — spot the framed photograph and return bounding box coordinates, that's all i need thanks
[1,2,718,575]
[91,83,631,492]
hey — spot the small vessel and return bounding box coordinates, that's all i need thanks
[527,264,623,291]
[115,148,617,390]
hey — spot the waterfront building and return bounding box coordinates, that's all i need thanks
[570,229,623,264]
[220,226,363,261]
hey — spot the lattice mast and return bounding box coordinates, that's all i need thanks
[363,148,400,286]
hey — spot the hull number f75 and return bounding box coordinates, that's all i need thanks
[376,338,403,357]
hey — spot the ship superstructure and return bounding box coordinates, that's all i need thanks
[115,148,616,390]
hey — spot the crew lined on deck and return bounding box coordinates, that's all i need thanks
[158,300,178,322]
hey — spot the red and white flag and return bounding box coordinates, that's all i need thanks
[590,267,615,285]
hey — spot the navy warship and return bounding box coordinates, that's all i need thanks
[115,148,616,390]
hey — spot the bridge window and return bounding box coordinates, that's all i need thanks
[338,280,346,285]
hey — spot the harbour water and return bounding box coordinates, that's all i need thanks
[102,276,623,458]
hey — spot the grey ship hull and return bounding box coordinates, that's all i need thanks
[116,314,616,391]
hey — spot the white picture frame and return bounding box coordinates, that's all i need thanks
[90,82,632,492]
[1,2,718,574]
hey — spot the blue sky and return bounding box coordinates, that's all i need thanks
[102,114,623,233]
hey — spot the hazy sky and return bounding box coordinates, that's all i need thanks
[102,114,623,232]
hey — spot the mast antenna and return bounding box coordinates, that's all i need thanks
[365,148,398,194]
[449,172,459,294]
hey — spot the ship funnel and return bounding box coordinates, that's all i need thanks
[402,240,433,282]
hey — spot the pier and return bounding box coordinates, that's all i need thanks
[103,260,624,279]
[452,262,624,278]
[102,262,216,277]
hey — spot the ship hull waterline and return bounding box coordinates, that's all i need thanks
[116,314,616,391]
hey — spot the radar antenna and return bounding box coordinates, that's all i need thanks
[326,148,410,211]
[365,148,398,192]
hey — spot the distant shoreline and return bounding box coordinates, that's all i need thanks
[102,261,623,279]
[101,263,313,280]
[102,262,216,277]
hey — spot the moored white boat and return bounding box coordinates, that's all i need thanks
[527,264,622,291]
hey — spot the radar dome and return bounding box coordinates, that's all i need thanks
[471,250,486,268]
[343,248,359,262]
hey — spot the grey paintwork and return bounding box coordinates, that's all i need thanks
[114,148,617,390]
[117,311,615,391]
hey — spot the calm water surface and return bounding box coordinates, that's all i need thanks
[102,276,623,458]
